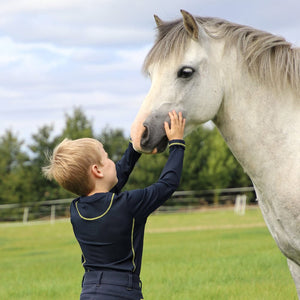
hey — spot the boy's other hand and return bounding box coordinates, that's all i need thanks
[164,111,186,141]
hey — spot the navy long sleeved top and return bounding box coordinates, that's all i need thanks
[70,139,185,276]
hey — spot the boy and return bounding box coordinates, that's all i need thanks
[43,111,185,299]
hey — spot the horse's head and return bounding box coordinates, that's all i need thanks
[131,10,224,153]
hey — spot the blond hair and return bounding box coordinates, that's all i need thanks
[43,138,103,196]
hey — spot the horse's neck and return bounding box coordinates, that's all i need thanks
[214,79,300,194]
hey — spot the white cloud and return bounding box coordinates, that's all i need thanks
[0,0,299,147]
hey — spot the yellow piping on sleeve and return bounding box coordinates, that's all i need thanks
[82,253,86,266]
[169,142,185,148]
[131,218,136,272]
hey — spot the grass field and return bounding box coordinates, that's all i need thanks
[0,207,297,299]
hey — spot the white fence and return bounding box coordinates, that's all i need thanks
[0,187,256,223]
[0,198,73,223]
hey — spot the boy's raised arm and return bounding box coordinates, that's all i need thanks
[126,111,186,220]
[110,140,141,193]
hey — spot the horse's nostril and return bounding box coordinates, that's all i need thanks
[141,126,149,147]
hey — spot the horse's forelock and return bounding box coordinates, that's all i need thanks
[143,19,190,73]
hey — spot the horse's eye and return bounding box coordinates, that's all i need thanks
[177,67,195,79]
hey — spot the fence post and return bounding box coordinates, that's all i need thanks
[50,205,56,224]
[23,207,29,223]
[234,195,247,215]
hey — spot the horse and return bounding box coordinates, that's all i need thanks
[130,10,300,297]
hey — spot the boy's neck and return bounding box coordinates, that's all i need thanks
[87,180,115,196]
[87,187,110,196]
[86,171,118,196]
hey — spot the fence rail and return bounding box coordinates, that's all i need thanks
[0,187,256,223]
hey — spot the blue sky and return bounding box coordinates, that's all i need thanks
[0,0,299,145]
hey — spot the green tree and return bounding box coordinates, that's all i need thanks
[98,126,128,162]
[126,151,169,190]
[28,125,74,201]
[180,126,251,190]
[61,107,93,139]
[0,130,30,204]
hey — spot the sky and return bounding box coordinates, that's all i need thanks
[0,0,299,147]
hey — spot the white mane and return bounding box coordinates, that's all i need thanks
[144,16,300,95]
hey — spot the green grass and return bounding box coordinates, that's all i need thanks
[0,208,297,299]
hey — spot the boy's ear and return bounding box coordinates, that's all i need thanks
[91,164,104,178]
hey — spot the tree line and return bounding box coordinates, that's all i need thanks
[0,107,251,205]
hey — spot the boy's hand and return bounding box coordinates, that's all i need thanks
[164,111,186,141]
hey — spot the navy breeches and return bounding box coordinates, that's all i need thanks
[80,270,143,300]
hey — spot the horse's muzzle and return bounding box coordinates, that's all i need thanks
[140,124,168,153]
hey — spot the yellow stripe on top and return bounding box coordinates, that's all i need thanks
[75,193,115,221]
[131,218,136,272]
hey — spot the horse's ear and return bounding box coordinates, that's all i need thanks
[181,9,199,40]
[154,15,164,27]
